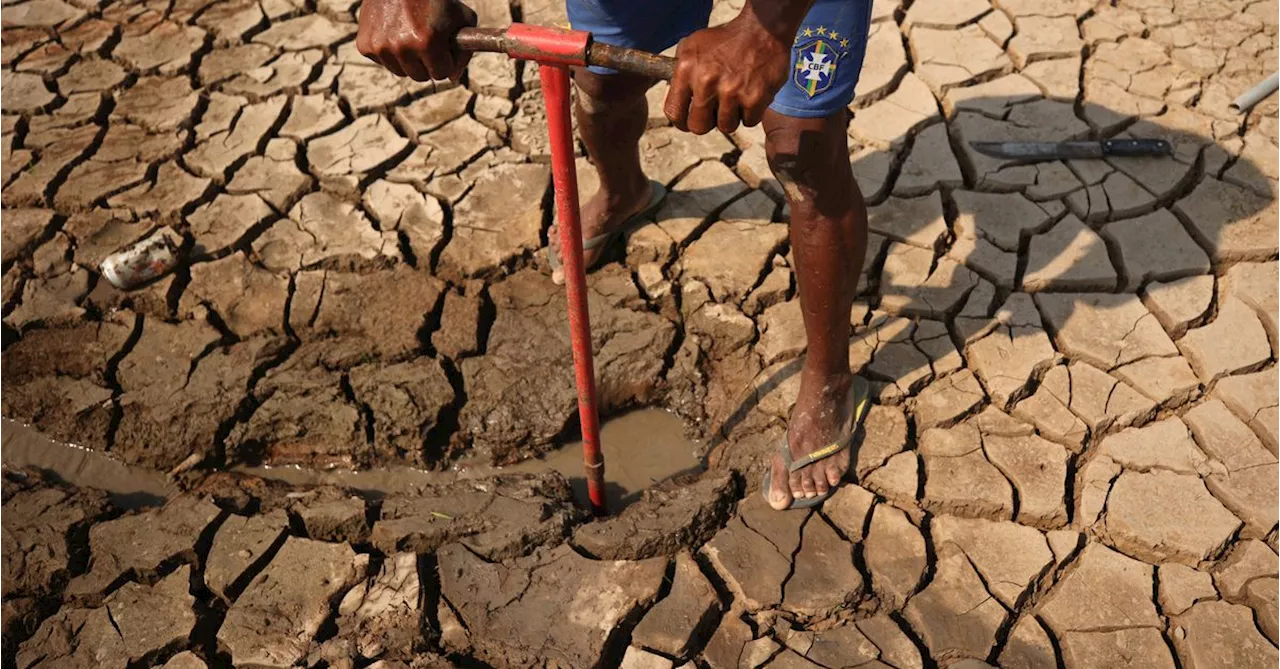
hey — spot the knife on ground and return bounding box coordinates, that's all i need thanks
[969,138,1173,161]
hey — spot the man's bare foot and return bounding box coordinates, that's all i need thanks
[767,369,855,510]
[550,174,653,285]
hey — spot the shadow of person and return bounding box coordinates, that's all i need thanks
[639,85,1274,668]
[670,90,1274,468]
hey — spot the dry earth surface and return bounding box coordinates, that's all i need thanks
[1,0,1278,665]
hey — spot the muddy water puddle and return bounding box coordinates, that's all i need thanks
[502,408,705,509]
[1,409,703,512]
[2,419,175,508]
[243,408,704,510]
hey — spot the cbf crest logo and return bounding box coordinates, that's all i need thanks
[793,26,850,98]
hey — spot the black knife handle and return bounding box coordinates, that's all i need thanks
[1103,138,1173,157]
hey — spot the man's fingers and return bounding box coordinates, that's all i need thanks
[664,72,694,132]
[450,50,472,83]
[395,48,432,81]
[446,2,478,81]
[716,95,742,134]
[355,0,480,83]
[741,95,767,127]
[356,34,387,70]
[457,1,478,27]
[425,37,457,81]
[380,48,407,77]
[384,44,430,81]
[687,95,717,135]
[356,32,375,61]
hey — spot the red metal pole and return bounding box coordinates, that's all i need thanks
[539,63,608,517]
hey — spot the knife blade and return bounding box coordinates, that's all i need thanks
[969,139,1173,161]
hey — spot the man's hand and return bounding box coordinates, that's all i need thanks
[357,0,477,82]
[665,3,810,135]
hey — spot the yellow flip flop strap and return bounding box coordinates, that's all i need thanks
[784,392,870,472]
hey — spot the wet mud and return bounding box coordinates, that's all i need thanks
[1,419,173,508]
[2,408,702,512]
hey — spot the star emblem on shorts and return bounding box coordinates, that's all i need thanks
[791,29,848,98]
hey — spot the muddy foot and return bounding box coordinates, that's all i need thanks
[767,371,856,510]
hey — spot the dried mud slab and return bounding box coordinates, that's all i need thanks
[1,469,112,600]
[630,551,720,659]
[574,470,737,560]
[226,342,367,469]
[436,162,550,281]
[919,423,1015,520]
[1,316,135,450]
[1,208,55,265]
[1175,176,1277,263]
[114,328,290,470]
[438,542,667,666]
[1102,470,1242,567]
[66,495,222,598]
[1185,400,1279,539]
[370,471,580,560]
[219,537,368,667]
[289,266,446,363]
[6,124,99,206]
[348,358,456,464]
[180,254,290,338]
[254,192,402,272]
[457,267,676,464]
[336,551,423,661]
[864,503,928,609]
[903,545,1009,661]
[99,567,196,662]
[700,495,807,612]
[784,513,867,619]
[1174,600,1279,669]
[16,605,128,667]
[53,123,187,213]
[204,508,289,600]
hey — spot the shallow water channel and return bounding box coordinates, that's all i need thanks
[1,408,704,512]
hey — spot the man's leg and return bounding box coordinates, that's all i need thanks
[763,108,869,509]
[548,70,655,283]
[555,0,712,283]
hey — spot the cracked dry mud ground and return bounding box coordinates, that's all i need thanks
[1,0,1278,664]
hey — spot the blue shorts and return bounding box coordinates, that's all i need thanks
[566,0,873,118]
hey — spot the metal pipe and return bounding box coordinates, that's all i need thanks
[1230,72,1278,114]
[453,27,506,54]
[587,42,676,80]
[539,62,608,517]
[455,26,676,80]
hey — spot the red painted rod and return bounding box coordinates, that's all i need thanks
[539,62,608,517]
[452,23,668,517]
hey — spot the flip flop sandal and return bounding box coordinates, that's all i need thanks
[761,376,872,510]
[548,180,667,274]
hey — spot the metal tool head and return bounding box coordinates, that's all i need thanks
[968,141,1102,160]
